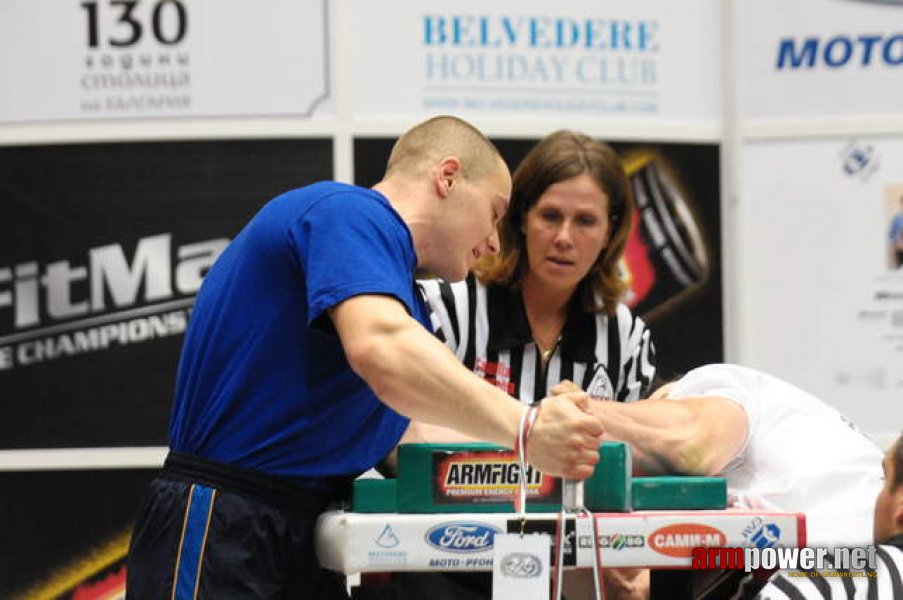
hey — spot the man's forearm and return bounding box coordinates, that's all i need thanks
[588,397,747,476]
[589,400,696,475]
[348,309,522,448]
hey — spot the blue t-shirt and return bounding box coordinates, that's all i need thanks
[890,212,903,243]
[169,181,430,481]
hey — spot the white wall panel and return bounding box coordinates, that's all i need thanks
[739,136,903,446]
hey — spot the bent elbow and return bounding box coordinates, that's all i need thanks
[663,420,722,476]
[345,337,392,389]
[342,335,411,415]
[343,336,375,379]
[669,442,722,476]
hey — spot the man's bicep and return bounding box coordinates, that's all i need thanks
[328,294,411,344]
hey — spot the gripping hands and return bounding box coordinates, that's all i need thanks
[525,389,605,480]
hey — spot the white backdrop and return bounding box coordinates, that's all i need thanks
[739,137,903,443]
[734,0,903,448]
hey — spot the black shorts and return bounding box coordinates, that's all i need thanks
[126,452,351,600]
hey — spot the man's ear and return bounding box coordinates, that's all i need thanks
[435,156,463,198]
[893,488,903,533]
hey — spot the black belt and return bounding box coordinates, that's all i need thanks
[162,451,353,516]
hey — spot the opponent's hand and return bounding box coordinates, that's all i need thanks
[525,391,605,480]
[550,379,582,396]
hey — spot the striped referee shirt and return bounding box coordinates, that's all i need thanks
[756,537,903,599]
[417,274,656,404]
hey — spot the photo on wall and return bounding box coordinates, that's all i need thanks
[885,183,903,271]
[354,136,723,379]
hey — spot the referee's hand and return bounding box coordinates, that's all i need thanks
[526,391,605,480]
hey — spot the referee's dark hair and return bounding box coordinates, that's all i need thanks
[893,432,903,489]
[476,130,634,315]
[648,370,683,397]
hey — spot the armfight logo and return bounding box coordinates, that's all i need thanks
[432,449,560,506]
[0,232,227,371]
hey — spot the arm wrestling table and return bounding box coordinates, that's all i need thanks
[315,508,806,598]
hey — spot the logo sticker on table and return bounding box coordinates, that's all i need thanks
[425,522,499,553]
[375,524,400,548]
[648,523,726,558]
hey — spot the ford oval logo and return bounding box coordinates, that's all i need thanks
[425,522,499,553]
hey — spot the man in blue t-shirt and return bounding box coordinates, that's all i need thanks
[126,115,606,600]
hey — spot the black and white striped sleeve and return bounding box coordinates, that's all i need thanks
[416,278,468,360]
[614,304,656,401]
[755,545,903,599]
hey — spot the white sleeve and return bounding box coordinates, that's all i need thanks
[666,364,758,469]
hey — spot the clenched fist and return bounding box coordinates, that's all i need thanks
[525,390,605,479]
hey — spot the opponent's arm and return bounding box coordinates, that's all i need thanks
[551,381,746,476]
[330,294,605,479]
[595,396,747,476]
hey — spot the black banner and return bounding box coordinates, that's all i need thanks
[0,468,158,599]
[0,139,333,448]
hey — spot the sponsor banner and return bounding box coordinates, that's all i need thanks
[0,0,331,122]
[740,0,903,119]
[348,0,719,123]
[740,136,903,439]
[432,449,560,506]
[0,468,157,599]
[0,139,332,448]
[314,510,804,572]
[355,137,723,378]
